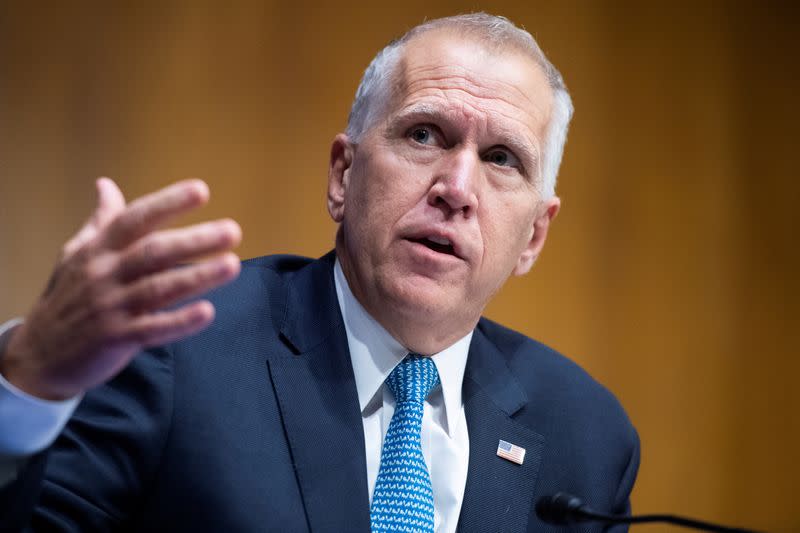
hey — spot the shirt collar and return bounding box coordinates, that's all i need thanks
[334,258,471,437]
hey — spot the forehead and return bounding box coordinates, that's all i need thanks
[389,30,554,142]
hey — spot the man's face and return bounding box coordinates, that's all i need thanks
[328,30,560,352]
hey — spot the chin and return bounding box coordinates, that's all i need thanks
[379,273,461,321]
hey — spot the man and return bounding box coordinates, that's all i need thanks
[0,13,639,532]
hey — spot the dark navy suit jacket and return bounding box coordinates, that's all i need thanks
[1,252,639,532]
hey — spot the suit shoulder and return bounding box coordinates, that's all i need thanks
[204,253,312,312]
[476,316,579,377]
[477,317,607,392]
[174,253,318,346]
[476,317,635,435]
[240,253,316,274]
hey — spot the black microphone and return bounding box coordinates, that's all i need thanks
[536,492,763,533]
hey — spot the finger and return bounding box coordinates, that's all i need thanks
[93,177,127,227]
[123,253,240,314]
[125,300,217,348]
[103,179,210,250]
[63,177,127,257]
[117,219,242,282]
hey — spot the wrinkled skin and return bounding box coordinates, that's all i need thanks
[328,30,561,355]
[1,179,242,400]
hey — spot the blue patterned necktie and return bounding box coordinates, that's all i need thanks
[370,354,440,532]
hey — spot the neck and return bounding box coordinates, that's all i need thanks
[334,240,478,355]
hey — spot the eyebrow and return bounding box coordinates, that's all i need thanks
[390,103,541,173]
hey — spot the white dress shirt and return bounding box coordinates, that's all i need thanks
[334,260,471,533]
[0,260,473,532]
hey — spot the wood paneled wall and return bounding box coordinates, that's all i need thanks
[1,1,797,530]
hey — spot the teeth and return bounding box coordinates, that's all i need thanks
[427,235,451,246]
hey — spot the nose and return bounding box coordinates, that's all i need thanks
[427,148,480,218]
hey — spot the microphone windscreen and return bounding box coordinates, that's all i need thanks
[535,492,586,525]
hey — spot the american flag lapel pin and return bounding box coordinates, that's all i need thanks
[496,439,526,465]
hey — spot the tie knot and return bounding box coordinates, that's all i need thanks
[386,354,440,405]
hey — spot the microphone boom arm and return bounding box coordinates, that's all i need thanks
[578,508,761,533]
[536,492,763,533]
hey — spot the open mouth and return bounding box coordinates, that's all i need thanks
[409,236,457,257]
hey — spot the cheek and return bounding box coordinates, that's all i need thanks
[480,199,537,256]
[345,158,405,238]
[359,152,427,212]
[347,156,386,212]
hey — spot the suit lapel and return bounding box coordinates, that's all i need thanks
[267,253,371,532]
[265,255,545,532]
[457,326,545,533]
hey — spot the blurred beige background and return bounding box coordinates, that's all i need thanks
[1,1,798,531]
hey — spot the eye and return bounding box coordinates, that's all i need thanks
[411,127,430,143]
[483,147,521,169]
[407,125,440,146]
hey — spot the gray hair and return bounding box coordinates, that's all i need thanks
[345,13,573,199]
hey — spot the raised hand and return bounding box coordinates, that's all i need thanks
[0,178,242,401]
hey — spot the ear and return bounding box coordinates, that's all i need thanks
[513,196,560,276]
[327,133,354,223]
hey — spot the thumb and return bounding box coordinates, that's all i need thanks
[91,177,126,228]
[62,177,127,257]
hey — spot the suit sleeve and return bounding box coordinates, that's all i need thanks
[0,452,48,533]
[605,425,641,532]
[1,346,175,532]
